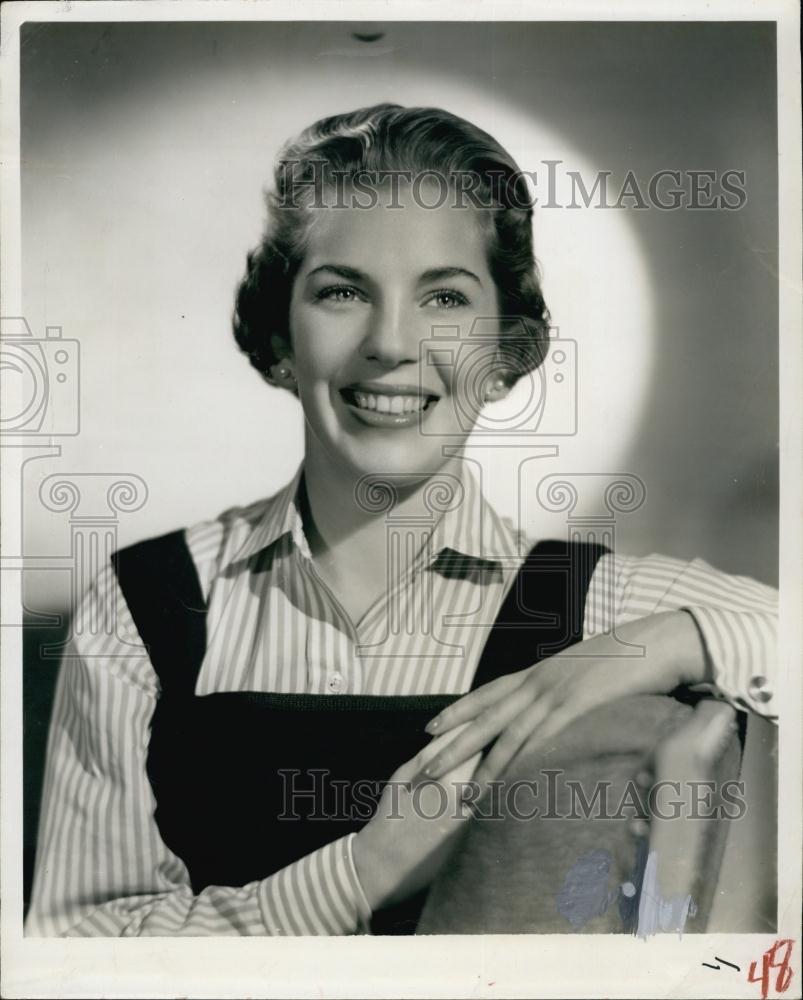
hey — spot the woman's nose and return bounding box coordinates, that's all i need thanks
[360,301,419,368]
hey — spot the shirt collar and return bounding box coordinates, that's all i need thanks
[225,461,519,569]
[425,463,520,565]
[226,463,311,566]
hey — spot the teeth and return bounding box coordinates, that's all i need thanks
[350,392,431,413]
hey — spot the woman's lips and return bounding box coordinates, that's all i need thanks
[339,387,439,427]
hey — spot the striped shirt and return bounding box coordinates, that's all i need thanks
[25,462,778,937]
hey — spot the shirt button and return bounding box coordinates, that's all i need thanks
[748,675,772,703]
[327,672,344,694]
[635,769,653,790]
[629,818,650,839]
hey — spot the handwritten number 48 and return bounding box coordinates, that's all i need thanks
[747,939,795,1000]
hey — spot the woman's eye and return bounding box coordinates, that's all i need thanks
[425,289,470,309]
[315,285,363,304]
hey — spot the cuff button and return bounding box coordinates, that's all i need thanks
[748,675,773,703]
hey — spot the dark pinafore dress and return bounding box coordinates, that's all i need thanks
[111,532,630,933]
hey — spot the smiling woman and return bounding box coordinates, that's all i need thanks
[233,105,548,485]
[25,103,778,937]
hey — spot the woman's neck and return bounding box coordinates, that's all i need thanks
[301,445,463,567]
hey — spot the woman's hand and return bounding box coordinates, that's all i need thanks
[416,610,713,792]
[352,724,482,913]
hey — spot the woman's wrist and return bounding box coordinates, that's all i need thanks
[638,609,715,688]
[351,825,394,913]
[674,609,716,686]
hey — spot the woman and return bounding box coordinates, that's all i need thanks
[26,103,778,936]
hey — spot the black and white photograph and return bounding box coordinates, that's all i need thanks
[1,1,800,997]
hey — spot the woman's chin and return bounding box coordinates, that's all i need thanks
[341,445,445,483]
[314,432,447,485]
[307,410,467,486]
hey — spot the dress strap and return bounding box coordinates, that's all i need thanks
[470,539,609,690]
[111,529,207,698]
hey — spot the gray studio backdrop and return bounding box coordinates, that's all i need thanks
[17,21,777,925]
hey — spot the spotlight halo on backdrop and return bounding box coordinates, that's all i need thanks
[22,34,655,597]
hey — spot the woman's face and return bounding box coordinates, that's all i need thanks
[287,180,505,486]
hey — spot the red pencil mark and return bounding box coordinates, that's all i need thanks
[747,939,795,999]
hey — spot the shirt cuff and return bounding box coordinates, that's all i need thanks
[681,606,777,721]
[257,834,373,935]
[344,832,374,934]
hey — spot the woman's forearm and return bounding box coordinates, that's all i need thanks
[27,602,371,937]
[587,552,778,720]
[28,836,369,937]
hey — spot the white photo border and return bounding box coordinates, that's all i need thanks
[1,1,800,998]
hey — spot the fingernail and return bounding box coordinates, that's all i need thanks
[425,718,440,733]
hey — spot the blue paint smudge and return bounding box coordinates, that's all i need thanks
[555,842,698,937]
[555,848,620,930]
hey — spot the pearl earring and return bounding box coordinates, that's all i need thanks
[267,363,296,387]
[484,376,506,402]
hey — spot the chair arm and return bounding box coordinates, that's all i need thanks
[415,694,744,934]
[641,699,741,933]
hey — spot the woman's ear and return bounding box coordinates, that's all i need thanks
[270,334,292,363]
[266,334,298,392]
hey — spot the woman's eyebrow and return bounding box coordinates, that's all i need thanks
[305,264,483,287]
[306,264,367,282]
[418,266,483,287]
